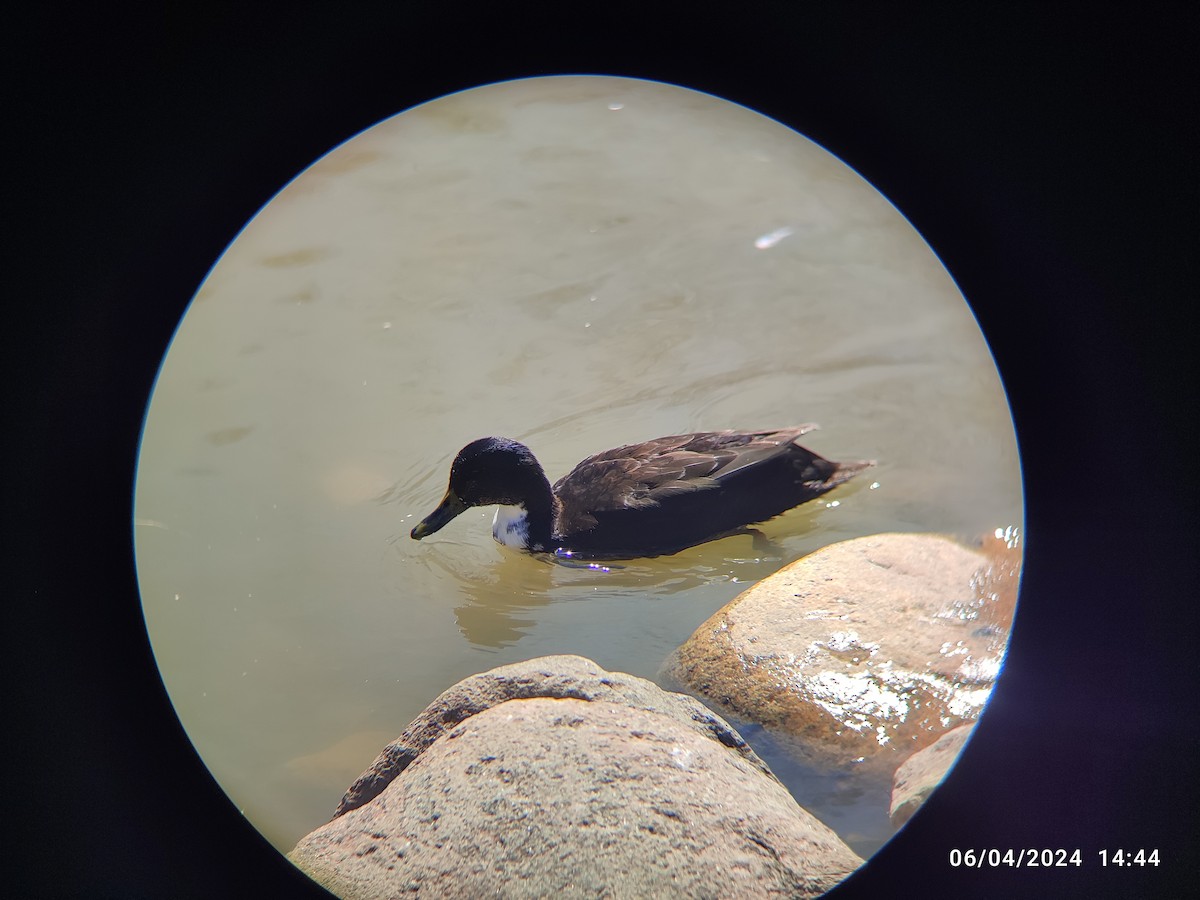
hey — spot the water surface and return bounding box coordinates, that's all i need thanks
[134,76,1022,858]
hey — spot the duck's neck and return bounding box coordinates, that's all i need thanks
[491,482,558,552]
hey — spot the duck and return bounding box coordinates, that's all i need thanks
[410,426,874,560]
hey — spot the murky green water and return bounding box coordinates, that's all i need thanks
[134,76,1022,859]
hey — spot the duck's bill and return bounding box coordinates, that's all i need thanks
[411,491,468,540]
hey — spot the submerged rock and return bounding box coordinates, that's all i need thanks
[663,532,1019,771]
[290,655,863,898]
[889,723,975,827]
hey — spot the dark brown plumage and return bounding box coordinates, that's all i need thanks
[411,426,874,559]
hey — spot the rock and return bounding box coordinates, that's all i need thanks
[290,656,863,898]
[889,723,975,828]
[663,532,1019,770]
[332,654,776,818]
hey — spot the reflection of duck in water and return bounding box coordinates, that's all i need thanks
[411,426,874,560]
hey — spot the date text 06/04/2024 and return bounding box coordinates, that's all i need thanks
[948,849,1161,868]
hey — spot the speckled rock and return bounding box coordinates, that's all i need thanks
[332,654,776,818]
[290,657,863,898]
[890,723,975,827]
[663,531,1019,770]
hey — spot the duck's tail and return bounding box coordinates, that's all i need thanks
[829,458,876,488]
[793,453,875,491]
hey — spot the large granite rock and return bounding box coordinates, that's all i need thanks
[290,655,863,898]
[663,532,1019,771]
[331,653,777,818]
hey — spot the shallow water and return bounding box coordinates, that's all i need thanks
[134,77,1022,859]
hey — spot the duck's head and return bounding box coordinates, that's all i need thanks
[410,437,549,540]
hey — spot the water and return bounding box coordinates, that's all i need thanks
[134,77,1022,859]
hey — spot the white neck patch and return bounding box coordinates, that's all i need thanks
[492,505,530,549]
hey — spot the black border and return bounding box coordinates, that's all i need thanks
[8,5,1195,896]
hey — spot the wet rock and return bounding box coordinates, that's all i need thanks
[889,723,975,827]
[290,656,863,899]
[663,532,1019,770]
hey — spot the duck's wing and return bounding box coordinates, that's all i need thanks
[553,427,819,532]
